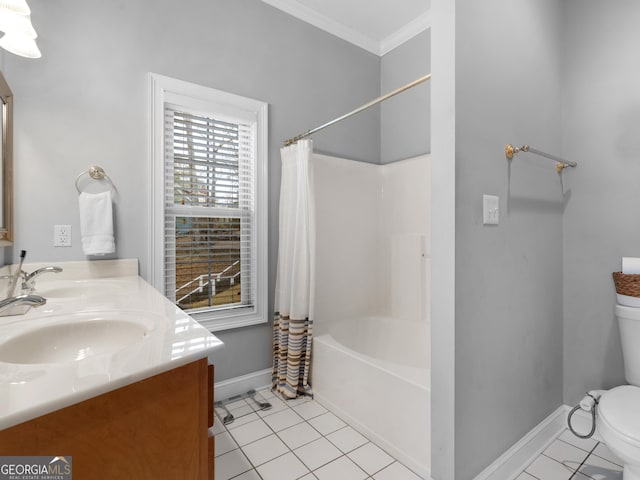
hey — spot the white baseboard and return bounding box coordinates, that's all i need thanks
[214,368,272,402]
[473,406,568,480]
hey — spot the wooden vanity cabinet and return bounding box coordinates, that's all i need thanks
[0,358,215,480]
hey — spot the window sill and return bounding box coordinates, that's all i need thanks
[190,308,268,333]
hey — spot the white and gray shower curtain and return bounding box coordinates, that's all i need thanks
[272,139,315,399]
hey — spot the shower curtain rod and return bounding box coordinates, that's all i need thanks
[283,73,432,146]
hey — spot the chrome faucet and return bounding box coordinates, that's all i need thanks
[0,294,46,315]
[21,266,63,291]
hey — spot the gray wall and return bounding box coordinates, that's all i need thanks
[561,0,640,405]
[454,1,564,478]
[380,29,431,164]
[2,0,380,381]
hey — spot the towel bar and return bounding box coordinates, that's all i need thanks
[75,166,115,193]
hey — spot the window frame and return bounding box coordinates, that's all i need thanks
[149,73,268,332]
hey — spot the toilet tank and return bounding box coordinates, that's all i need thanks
[616,304,640,386]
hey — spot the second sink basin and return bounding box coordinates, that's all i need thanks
[0,315,153,364]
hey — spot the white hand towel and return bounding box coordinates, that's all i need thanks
[79,190,115,255]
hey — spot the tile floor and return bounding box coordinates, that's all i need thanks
[213,388,424,480]
[215,390,626,480]
[516,429,624,480]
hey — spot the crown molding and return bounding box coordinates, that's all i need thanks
[380,11,431,56]
[262,0,379,55]
[262,0,429,57]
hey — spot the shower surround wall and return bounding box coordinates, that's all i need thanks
[313,153,431,477]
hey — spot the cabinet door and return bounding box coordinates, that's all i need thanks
[208,363,215,480]
[0,359,210,480]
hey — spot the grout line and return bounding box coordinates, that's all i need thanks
[540,453,581,478]
[588,445,624,469]
[557,437,595,454]
[567,441,599,480]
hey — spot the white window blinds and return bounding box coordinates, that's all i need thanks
[164,106,256,314]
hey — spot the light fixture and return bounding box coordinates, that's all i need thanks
[0,0,40,58]
[0,0,30,16]
[0,32,39,58]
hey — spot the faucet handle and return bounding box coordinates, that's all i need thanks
[22,266,63,291]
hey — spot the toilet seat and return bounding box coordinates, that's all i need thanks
[598,385,640,448]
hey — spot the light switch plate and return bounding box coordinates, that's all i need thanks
[483,195,499,225]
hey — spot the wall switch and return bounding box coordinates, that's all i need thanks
[54,225,72,247]
[483,195,499,225]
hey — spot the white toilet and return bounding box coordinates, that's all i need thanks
[597,304,640,479]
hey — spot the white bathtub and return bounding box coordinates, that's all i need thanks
[312,316,431,478]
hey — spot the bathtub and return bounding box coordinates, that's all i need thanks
[312,316,431,478]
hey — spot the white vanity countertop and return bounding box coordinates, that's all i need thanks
[0,259,224,430]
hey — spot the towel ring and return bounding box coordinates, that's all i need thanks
[75,166,115,193]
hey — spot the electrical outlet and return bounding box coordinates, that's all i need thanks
[54,225,71,247]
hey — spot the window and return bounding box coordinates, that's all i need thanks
[150,74,268,331]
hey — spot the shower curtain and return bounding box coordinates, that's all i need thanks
[272,139,315,399]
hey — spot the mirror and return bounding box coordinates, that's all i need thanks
[0,70,12,246]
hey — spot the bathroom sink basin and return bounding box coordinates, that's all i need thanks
[0,317,151,364]
[35,280,125,299]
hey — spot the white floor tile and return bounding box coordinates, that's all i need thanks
[294,437,343,471]
[574,473,594,480]
[286,395,315,407]
[298,474,318,480]
[258,396,290,417]
[226,398,250,410]
[372,461,423,480]
[314,456,368,480]
[308,411,347,435]
[558,429,598,453]
[263,408,304,432]
[232,469,263,480]
[228,404,256,418]
[215,449,253,480]
[257,387,277,399]
[526,454,576,480]
[592,443,624,467]
[347,442,394,476]
[216,389,427,480]
[514,472,537,480]
[577,452,623,479]
[241,434,289,467]
[212,419,226,435]
[256,451,311,480]
[292,400,328,420]
[326,426,368,453]
[278,421,322,450]
[543,439,589,470]
[226,412,261,429]
[228,418,273,446]
[215,431,238,457]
